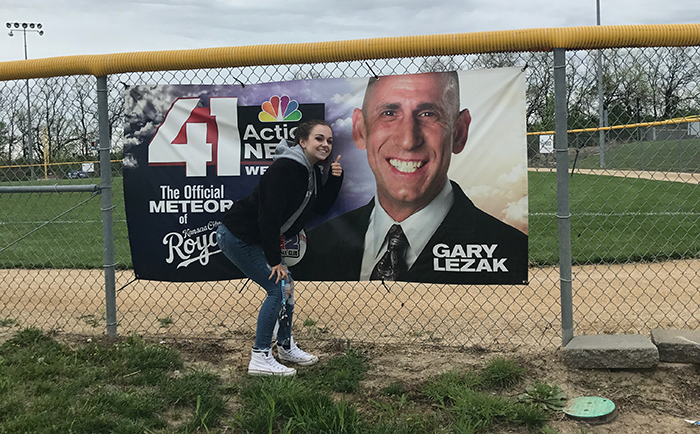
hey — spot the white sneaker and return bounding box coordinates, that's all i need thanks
[248,349,296,376]
[277,337,319,366]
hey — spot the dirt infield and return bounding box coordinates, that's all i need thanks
[572,168,700,184]
[532,167,700,184]
[2,259,698,350]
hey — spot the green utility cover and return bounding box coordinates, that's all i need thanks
[564,396,616,421]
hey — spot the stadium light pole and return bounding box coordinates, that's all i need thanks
[7,21,44,179]
[596,1,606,168]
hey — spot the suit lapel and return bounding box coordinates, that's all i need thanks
[406,182,476,280]
[343,201,374,278]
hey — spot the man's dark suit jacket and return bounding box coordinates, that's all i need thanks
[291,181,528,284]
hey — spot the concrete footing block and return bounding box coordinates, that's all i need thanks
[651,329,700,364]
[564,334,659,369]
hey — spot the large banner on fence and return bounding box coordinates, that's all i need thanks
[123,68,529,284]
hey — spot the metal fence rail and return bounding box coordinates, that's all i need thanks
[1,25,699,349]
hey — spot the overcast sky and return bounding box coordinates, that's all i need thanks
[1,0,699,63]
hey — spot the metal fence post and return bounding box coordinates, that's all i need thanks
[25,78,35,179]
[554,48,574,346]
[597,49,606,168]
[596,0,606,168]
[97,75,118,337]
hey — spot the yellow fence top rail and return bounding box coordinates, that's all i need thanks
[1,24,699,81]
[528,115,700,136]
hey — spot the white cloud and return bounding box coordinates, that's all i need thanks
[331,79,367,107]
[498,164,527,186]
[331,117,352,131]
[135,121,157,139]
[504,196,528,231]
[464,184,494,199]
[122,154,139,169]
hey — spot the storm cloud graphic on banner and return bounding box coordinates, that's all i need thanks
[124,87,323,281]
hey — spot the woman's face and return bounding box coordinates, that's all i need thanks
[299,124,333,165]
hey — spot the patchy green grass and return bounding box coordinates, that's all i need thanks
[418,357,552,433]
[302,317,317,328]
[518,380,568,412]
[158,316,174,328]
[299,346,370,393]
[382,380,408,397]
[0,328,227,434]
[0,329,568,434]
[480,356,526,389]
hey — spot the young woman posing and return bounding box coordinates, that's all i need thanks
[217,119,343,375]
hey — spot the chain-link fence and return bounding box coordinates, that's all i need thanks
[1,30,699,350]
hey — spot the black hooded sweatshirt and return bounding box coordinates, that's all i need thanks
[221,139,343,267]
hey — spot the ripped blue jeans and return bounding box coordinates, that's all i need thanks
[216,224,294,351]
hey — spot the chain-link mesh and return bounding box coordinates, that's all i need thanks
[1,75,111,335]
[560,48,700,339]
[1,48,698,350]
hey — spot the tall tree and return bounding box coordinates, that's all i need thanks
[647,47,700,119]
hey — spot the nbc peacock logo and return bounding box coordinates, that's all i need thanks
[258,96,302,122]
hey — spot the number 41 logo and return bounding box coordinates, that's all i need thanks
[148,97,242,177]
